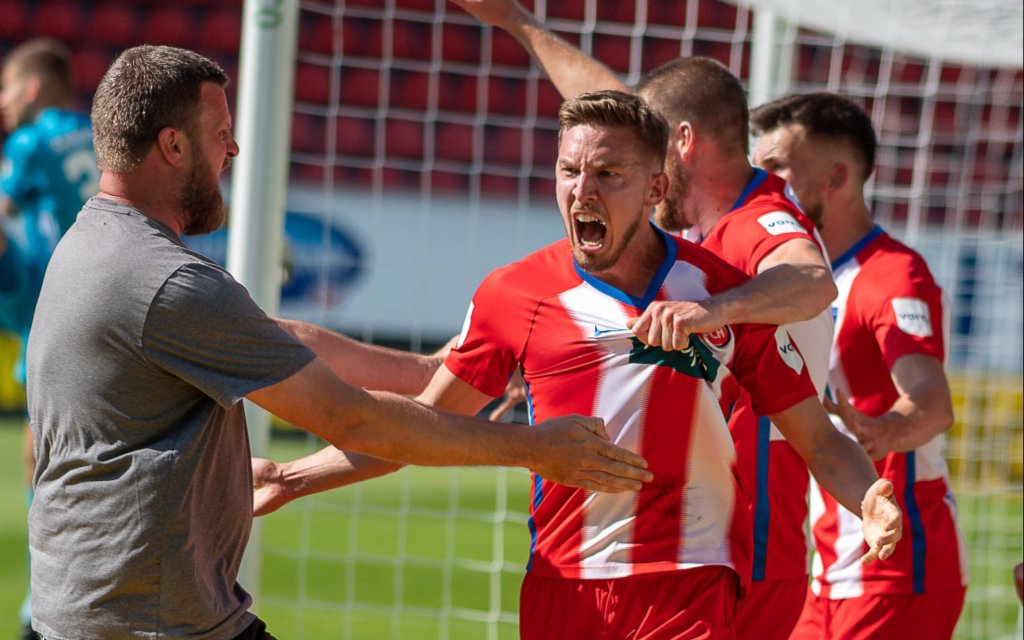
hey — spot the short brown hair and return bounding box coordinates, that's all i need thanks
[751,92,877,181]
[3,38,73,105]
[636,56,749,155]
[91,45,229,172]
[558,90,669,166]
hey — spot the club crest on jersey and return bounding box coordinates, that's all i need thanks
[701,326,733,350]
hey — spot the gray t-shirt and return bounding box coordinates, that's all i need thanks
[26,197,316,640]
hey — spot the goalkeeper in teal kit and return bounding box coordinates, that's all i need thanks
[0,38,97,640]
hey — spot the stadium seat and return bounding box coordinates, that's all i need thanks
[385,118,425,160]
[394,0,434,12]
[546,0,585,22]
[71,48,113,95]
[392,19,433,61]
[482,125,523,166]
[644,37,684,70]
[479,173,519,198]
[143,6,196,49]
[199,7,242,55]
[89,3,140,48]
[648,2,688,26]
[697,0,740,30]
[490,30,531,68]
[33,0,83,44]
[291,113,327,156]
[487,77,527,116]
[597,2,635,25]
[301,15,335,57]
[335,115,376,157]
[431,170,469,194]
[342,16,383,59]
[389,69,430,111]
[442,22,482,65]
[434,122,475,164]
[437,73,477,114]
[536,82,563,118]
[592,34,632,73]
[338,66,380,107]
[294,63,332,105]
[531,127,558,166]
[0,1,29,39]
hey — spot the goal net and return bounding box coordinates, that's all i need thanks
[243,1,1023,638]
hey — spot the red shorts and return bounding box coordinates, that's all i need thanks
[789,587,966,640]
[735,575,807,640]
[519,566,739,640]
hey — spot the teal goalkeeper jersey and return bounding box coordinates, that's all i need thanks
[0,107,96,381]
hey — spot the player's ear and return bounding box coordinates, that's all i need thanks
[156,127,186,167]
[675,121,695,160]
[647,171,669,206]
[826,162,848,193]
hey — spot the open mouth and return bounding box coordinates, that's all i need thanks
[574,212,607,251]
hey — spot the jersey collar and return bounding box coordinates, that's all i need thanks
[831,224,885,271]
[729,167,769,212]
[573,223,677,310]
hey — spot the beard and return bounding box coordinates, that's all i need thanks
[573,210,643,274]
[181,147,227,236]
[652,155,691,233]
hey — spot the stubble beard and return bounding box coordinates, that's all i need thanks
[652,157,691,233]
[573,212,643,274]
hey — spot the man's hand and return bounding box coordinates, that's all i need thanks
[826,389,894,461]
[489,369,527,421]
[625,300,723,351]
[530,415,652,492]
[859,478,902,564]
[252,457,290,516]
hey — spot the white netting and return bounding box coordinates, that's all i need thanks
[253,1,1023,638]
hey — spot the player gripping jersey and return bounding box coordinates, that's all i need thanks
[446,227,819,636]
[685,168,834,638]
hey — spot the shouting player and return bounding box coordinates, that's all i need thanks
[448,2,836,636]
[253,90,901,638]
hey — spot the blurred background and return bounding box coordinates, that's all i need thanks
[0,0,1020,638]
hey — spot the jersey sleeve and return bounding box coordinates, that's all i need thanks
[730,323,817,416]
[1,130,45,210]
[871,265,946,368]
[445,267,532,398]
[142,261,316,408]
[718,209,817,274]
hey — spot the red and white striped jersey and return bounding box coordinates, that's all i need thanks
[810,225,968,598]
[686,169,834,582]
[446,228,817,587]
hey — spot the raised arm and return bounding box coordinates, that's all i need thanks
[450,0,629,98]
[276,318,451,395]
[770,396,902,564]
[825,354,954,461]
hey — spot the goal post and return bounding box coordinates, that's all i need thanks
[229,0,301,602]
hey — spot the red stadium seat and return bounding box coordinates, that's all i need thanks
[90,3,140,48]
[487,77,527,117]
[291,113,327,156]
[592,34,632,74]
[479,173,519,198]
[385,118,425,160]
[71,48,112,95]
[648,2,688,26]
[431,170,469,194]
[143,6,196,49]
[392,19,433,61]
[294,63,332,105]
[434,122,475,163]
[389,70,430,111]
[697,0,740,30]
[0,1,29,39]
[437,73,478,114]
[338,67,380,107]
[644,37,684,71]
[597,2,635,25]
[300,15,335,57]
[483,125,523,166]
[546,0,585,22]
[335,115,376,157]
[199,7,243,55]
[490,30,531,68]
[33,0,83,43]
[442,23,482,65]
[342,16,383,59]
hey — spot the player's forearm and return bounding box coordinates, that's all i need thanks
[278,319,442,395]
[805,429,881,518]
[876,392,955,453]
[499,8,629,98]
[277,446,402,501]
[711,262,835,326]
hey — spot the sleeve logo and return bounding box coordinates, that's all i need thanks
[892,297,933,337]
[775,326,805,374]
[757,211,808,236]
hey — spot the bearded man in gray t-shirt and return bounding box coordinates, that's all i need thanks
[26,46,652,640]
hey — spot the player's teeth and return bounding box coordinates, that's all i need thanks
[576,213,604,224]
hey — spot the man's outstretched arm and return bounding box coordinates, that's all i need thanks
[450,0,629,98]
